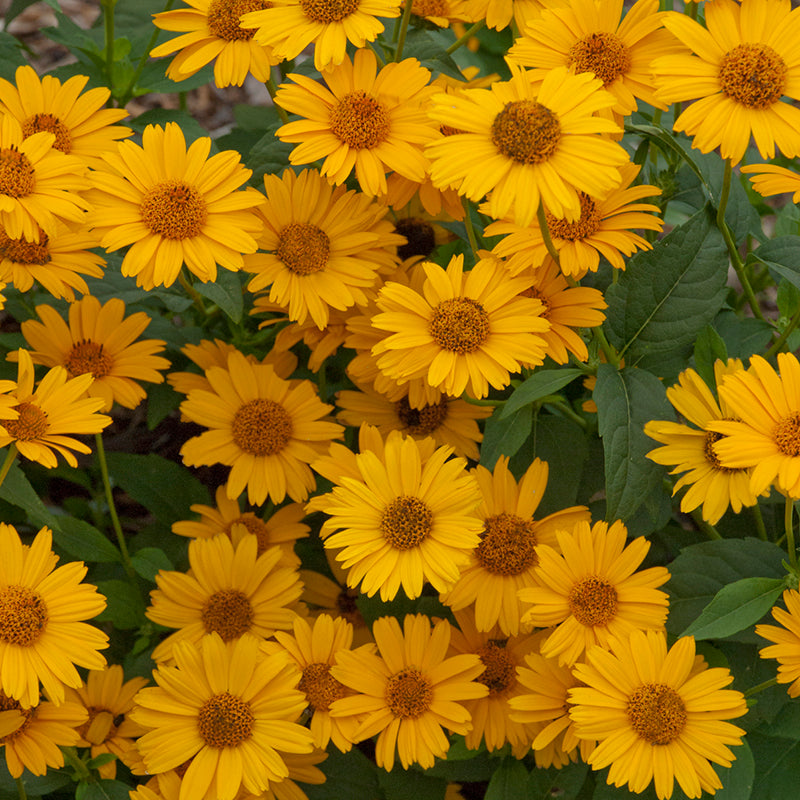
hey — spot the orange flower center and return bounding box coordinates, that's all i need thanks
[231,398,293,456]
[567,575,618,626]
[476,513,538,576]
[704,428,738,472]
[207,0,271,41]
[440,124,466,136]
[65,340,114,380]
[22,113,72,153]
[627,683,687,745]
[491,101,561,165]
[774,413,800,457]
[385,668,433,718]
[476,640,515,696]
[719,43,787,109]
[0,585,48,646]
[197,692,254,747]
[330,90,390,150]
[140,180,207,240]
[429,297,490,354]
[201,589,255,640]
[569,32,631,86]
[0,147,35,199]
[0,692,33,742]
[545,194,601,241]
[395,395,449,436]
[411,0,449,16]
[276,222,330,275]
[300,0,358,22]
[225,514,272,555]
[299,662,347,711]
[380,495,432,550]
[395,217,436,261]
[3,402,48,442]
[0,228,50,265]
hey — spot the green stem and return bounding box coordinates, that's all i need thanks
[14,777,26,800]
[786,495,798,570]
[593,326,620,367]
[765,303,800,359]
[543,398,587,430]
[394,0,415,61]
[178,270,208,316]
[751,502,768,542]
[690,509,722,540]
[744,677,779,698]
[0,445,17,492]
[62,748,91,782]
[461,196,480,257]
[688,1,698,18]
[103,0,115,92]
[446,20,485,54]
[265,74,290,125]
[461,395,503,407]
[366,41,387,68]
[536,202,561,268]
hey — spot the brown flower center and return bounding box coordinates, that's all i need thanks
[545,194,601,241]
[208,0,271,41]
[300,0,358,22]
[429,297,490,354]
[140,180,207,240]
[380,496,432,550]
[440,124,466,136]
[412,0,449,16]
[330,91,390,150]
[476,640,515,696]
[65,340,114,380]
[197,692,254,747]
[0,147,35,199]
[0,693,33,742]
[568,575,618,627]
[22,114,72,153]
[231,398,293,456]
[226,514,272,555]
[719,43,787,108]
[704,428,739,473]
[336,588,366,629]
[476,513,538,576]
[0,228,50,265]
[775,413,800,457]
[395,395,449,436]
[200,589,254,640]
[491,101,561,165]
[385,668,433,718]
[299,662,347,711]
[0,585,48,646]
[276,223,330,275]
[395,218,436,261]
[627,683,687,745]
[569,32,631,86]
[3,402,48,442]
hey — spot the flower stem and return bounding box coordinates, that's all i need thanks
[178,270,208,317]
[103,0,116,92]
[445,20,485,54]
[266,74,290,125]
[690,509,722,540]
[765,303,800,359]
[751,502,768,542]
[786,495,798,570]
[0,445,17,492]
[461,196,481,257]
[394,0,415,61]
[593,326,620,368]
[744,677,779,698]
[536,202,561,268]
[14,777,26,800]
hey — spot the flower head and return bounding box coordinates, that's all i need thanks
[757,588,800,697]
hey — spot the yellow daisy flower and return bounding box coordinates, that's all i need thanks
[645,360,758,525]
[757,588,800,697]
[570,630,747,799]
[88,122,263,289]
[652,0,800,164]
[426,66,627,226]
[275,49,439,197]
[151,0,279,88]
[0,349,111,469]
[0,65,130,167]
[179,350,343,505]
[265,308,350,374]
[330,614,488,770]
[147,533,302,663]
[243,168,402,329]
[741,162,800,201]
[441,456,590,636]
[0,523,108,708]
[519,519,670,666]
[131,633,315,800]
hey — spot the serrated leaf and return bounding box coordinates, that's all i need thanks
[0,461,58,530]
[131,547,174,582]
[594,365,673,521]
[195,269,243,323]
[680,576,786,640]
[485,758,528,800]
[53,518,121,564]
[95,580,145,630]
[479,405,532,469]
[499,368,583,419]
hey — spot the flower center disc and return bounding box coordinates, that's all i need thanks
[546,194,601,241]
[65,340,114,379]
[0,229,50,265]
[3,402,48,442]
[201,589,255,640]
[412,0,449,16]
[329,91,390,150]
[277,222,330,275]
[395,218,436,260]
[476,640,515,696]
[774,413,800,457]
[719,43,787,108]
[300,0,358,22]
[0,147,35,199]
[380,495,433,550]
[491,101,561,165]
[197,692,255,748]
[231,398,293,456]
[207,0,271,41]
[568,575,618,626]
[140,180,207,240]
[569,32,631,86]
[385,668,433,719]
[704,429,734,471]
[395,396,449,436]
[476,513,538,576]
[226,514,272,554]
[0,585,48,646]
[627,682,687,745]
[429,297,490,354]
[299,662,347,711]
[22,114,73,153]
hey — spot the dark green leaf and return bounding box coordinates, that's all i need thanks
[500,369,583,419]
[135,61,216,96]
[76,780,131,800]
[0,34,24,80]
[0,461,58,530]
[195,269,244,323]
[86,753,118,770]
[127,109,212,145]
[303,745,380,800]
[479,405,532,470]
[423,737,498,782]
[95,579,146,630]
[774,202,800,237]
[750,235,800,291]
[527,763,588,799]
[378,765,447,800]
[54,518,121,564]
[0,759,70,795]
[146,382,181,431]
[711,309,773,361]
[484,758,528,800]
[715,739,754,800]
[247,127,295,182]
[749,733,800,797]
[693,325,728,391]
[131,547,174,582]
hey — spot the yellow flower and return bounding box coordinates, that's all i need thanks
[742,163,800,201]
[0,524,107,708]
[653,0,800,164]
[88,122,263,289]
[263,308,349,374]
[151,0,279,88]
[570,630,747,799]
[757,588,800,697]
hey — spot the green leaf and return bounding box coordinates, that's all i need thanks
[0,34,24,80]
[680,576,786,641]
[53,518,121,564]
[0,759,70,795]
[95,580,146,630]
[247,127,295,183]
[484,758,529,800]
[749,235,800,291]
[131,547,174,582]
[749,733,800,797]
[303,745,380,800]
[146,381,182,431]
[127,109,212,145]
[715,739,754,800]
[604,207,728,377]
[0,461,57,530]
[693,325,728,391]
[499,368,583,419]
[86,753,118,770]
[76,780,131,800]
[378,765,447,800]
[775,201,800,237]
[594,365,673,522]
[712,309,773,361]
[479,405,532,470]
[423,738,498,782]
[527,763,588,799]
[195,269,244,323]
